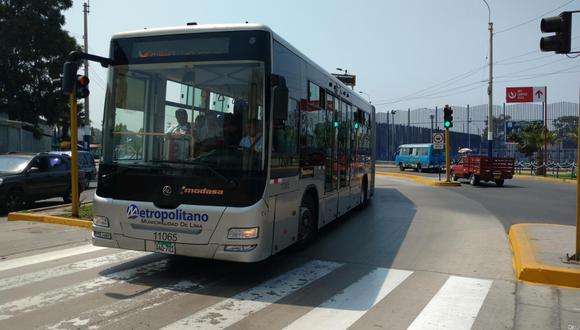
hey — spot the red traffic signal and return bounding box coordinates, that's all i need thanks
[76,75,90,99]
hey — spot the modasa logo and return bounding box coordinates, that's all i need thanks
[126,204,208,222]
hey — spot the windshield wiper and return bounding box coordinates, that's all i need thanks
[151,160,237,189]
[190,161,238,189]
[101,166,137,183]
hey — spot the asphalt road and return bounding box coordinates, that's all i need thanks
[0,176,577,329]
[378,167,576,230]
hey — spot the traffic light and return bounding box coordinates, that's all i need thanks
[540,12,572,54]
[76,75,90,99]
[443,105,453,128]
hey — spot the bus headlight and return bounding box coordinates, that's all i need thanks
[93,216,110,228]
[227,227,259,239]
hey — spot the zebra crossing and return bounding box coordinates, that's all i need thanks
[0,243,501,330]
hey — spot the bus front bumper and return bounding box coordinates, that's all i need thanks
[92,232,267,263]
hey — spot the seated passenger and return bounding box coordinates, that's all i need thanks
[239,121,263,152]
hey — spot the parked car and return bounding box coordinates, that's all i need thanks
[50,150,96,188]
[450,155,515,186]
[0,153,86,212]
[395,143,444,172]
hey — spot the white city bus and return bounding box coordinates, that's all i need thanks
[92,23,375,262]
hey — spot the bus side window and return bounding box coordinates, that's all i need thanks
[272,98,299,177]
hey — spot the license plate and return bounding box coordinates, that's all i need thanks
[154,241,176,255]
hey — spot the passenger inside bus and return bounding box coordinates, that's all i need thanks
[239,120,262,152]
[166,108,192,135]
[165,108,192,161]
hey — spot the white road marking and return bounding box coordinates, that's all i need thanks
[407,275,492,330]
[283,268,413,330]
[0,259,169,321]
[162,260,343,330]
[41,280,201,330]
[0,250,147,292]
[0,244,106,272]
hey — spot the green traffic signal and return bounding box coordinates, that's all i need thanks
[443,105,453,128]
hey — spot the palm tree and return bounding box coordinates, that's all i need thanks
[508,122,555,175]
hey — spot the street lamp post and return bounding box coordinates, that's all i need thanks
[483,0,494,157]
[358,91,371,103]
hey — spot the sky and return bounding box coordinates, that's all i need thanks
[62,0,580,127]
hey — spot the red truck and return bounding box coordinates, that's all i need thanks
[450,156,515,186]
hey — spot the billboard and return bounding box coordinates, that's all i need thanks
[505,120,543,142]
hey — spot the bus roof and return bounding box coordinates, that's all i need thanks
[398,143,433,148]
[111,23,372,110]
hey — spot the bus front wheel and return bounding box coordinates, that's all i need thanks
[296,194,317,247]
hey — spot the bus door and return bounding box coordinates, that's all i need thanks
[337,101,352,216]
[323,93,339,224]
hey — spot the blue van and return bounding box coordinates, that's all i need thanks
[395,143,444,172]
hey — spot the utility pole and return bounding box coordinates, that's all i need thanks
[483,0,494,157]
[435,106,438,131]
[467,104,471,149]
[391,110,396,160]
[83,1,90,150]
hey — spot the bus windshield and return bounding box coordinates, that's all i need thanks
[102,61,265,175]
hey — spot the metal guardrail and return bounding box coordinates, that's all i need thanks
[514,161,577,178]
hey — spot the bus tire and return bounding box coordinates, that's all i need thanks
[495,179,504,187]
[416,164,422,172]
[296,193,317,247]
[399,164,404,171]
[359,177,368,209]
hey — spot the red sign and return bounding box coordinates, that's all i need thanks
[506,87,533,103]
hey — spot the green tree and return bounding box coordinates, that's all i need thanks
[482,114,511,143]
[553,115,578,146]
[508,122,556,175]
[0,0,80,132]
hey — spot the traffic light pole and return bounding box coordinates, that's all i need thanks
[69,93,80,218]
[445,128,450,183]
[59,51,113,218]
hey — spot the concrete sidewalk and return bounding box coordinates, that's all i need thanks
[509,224,580,288]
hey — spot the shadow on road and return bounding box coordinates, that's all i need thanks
[96,184,417,311]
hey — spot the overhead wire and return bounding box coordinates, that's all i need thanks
[494,0,577,35]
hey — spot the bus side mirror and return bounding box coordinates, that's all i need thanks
[272,74,288,123]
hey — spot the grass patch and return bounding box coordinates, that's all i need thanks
[61,204,93,220]
[515,171,576,180]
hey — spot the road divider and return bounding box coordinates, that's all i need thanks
[376,172,461,187]
[8,212,92,229]
[509,223,580,288]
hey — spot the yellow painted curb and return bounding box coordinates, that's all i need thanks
[8,212,92,229]
[376,172,460,187]
[513,174,576,184]
[508,224,580,289]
